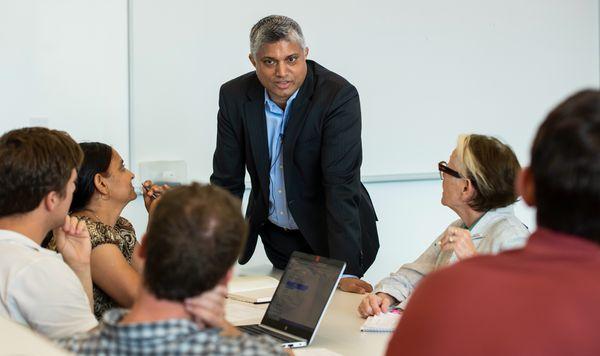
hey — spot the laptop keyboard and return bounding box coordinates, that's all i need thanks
[239,324,299,343]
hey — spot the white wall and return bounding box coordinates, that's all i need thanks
[0,0,130,160]
[129,0,600,179]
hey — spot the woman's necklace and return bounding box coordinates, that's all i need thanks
[82,209,105,225]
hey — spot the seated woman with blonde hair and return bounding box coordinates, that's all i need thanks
[358,134,530,317]
[48,142,165,319]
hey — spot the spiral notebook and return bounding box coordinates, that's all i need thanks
[360,312,401,332]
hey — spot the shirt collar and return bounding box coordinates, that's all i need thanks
[471,205,514,228]
[0,229,44,252]
[459,205,517,237]
[264,89,299,113]
[100,309,218,344]
[527,227,600,258]
[462,212,487,231]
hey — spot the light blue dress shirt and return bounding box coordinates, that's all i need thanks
[264,89,357,280]
[265,89,299,230]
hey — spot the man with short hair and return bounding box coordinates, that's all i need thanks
[386,90,600,355]
[211,15,379,293]
[0,127,98,338]
[58,183,289,355]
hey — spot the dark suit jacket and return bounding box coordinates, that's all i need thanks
[210,60,378,277]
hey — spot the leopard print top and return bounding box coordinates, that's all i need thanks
[49,216,137,320]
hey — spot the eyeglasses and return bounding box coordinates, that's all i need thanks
[438,161,464,180]
[438,161,478,189]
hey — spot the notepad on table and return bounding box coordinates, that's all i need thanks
[360,312,401,332]
[294,348,344,356]
[228,276,279,304]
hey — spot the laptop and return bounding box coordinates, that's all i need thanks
[238,251,346,348]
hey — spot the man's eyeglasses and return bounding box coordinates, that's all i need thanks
[438,161,464,180]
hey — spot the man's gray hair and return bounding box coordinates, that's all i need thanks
[250,15,306,58]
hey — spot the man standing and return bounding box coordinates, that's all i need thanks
[211,15,378,292]
[386,90,600,355]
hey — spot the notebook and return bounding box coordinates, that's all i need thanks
[360,312,401,332]
[294,348,343,356]
[228,276,279,304]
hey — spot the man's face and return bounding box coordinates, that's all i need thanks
[53,168,77,227]
[63,169,77,210]
[250,40,308,106]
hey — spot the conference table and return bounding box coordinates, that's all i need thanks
[0,263,391,356]
[0,316,72,356]
[230,264,392,356]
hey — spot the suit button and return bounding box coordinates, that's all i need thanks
[288,200,295,206]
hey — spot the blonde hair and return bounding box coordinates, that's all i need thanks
[455,134,521,212]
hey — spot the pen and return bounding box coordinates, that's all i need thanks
[389,305,403,314]
[434,233,483,246]
[142,184,159,199]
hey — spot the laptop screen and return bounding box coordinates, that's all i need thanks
[261,252,345,341]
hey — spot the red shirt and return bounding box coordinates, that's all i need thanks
[386,228,600,356]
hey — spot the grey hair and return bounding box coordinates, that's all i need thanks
[250,15,306,58]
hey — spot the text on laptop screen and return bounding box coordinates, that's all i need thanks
[265,256,341,331]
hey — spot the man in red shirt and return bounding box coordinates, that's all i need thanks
[387,89,600,356]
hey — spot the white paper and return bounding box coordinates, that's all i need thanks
[225,300,267,324]
[360,312,401,332]
[228,276,279,293]
[294,348,344,356]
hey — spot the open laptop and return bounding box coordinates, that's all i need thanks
[238,251,346,348]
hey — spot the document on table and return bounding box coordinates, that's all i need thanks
[228,276,279,303]
[360,312,401,332]
[294,348,344,356]
[225,300,268,324]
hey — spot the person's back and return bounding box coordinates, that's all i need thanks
[60,309,285,355]
[0,127,97,338]
[58,183,288,355]
[388,228,600,355]
[387,90,600,356]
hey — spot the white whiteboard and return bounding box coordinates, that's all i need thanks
[130,0,599,180]
[0,0,130,164]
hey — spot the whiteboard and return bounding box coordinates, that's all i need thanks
[0,0,130,164]
[130,0,599,180]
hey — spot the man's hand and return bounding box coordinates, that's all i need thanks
[439,226,477,260]
[184,285,241,335]
[53,215,91,268]
[357,292,397,318]
[142,180,170,212]
[338,277,373,294]
[53,215,94,309]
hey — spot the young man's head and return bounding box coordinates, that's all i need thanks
[141,183,247,300]
[0,127,83,228]
[519,89,600,241]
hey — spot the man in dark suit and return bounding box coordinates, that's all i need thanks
[211,15,379,293]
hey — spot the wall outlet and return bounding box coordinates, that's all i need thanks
[138,160,187,190]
